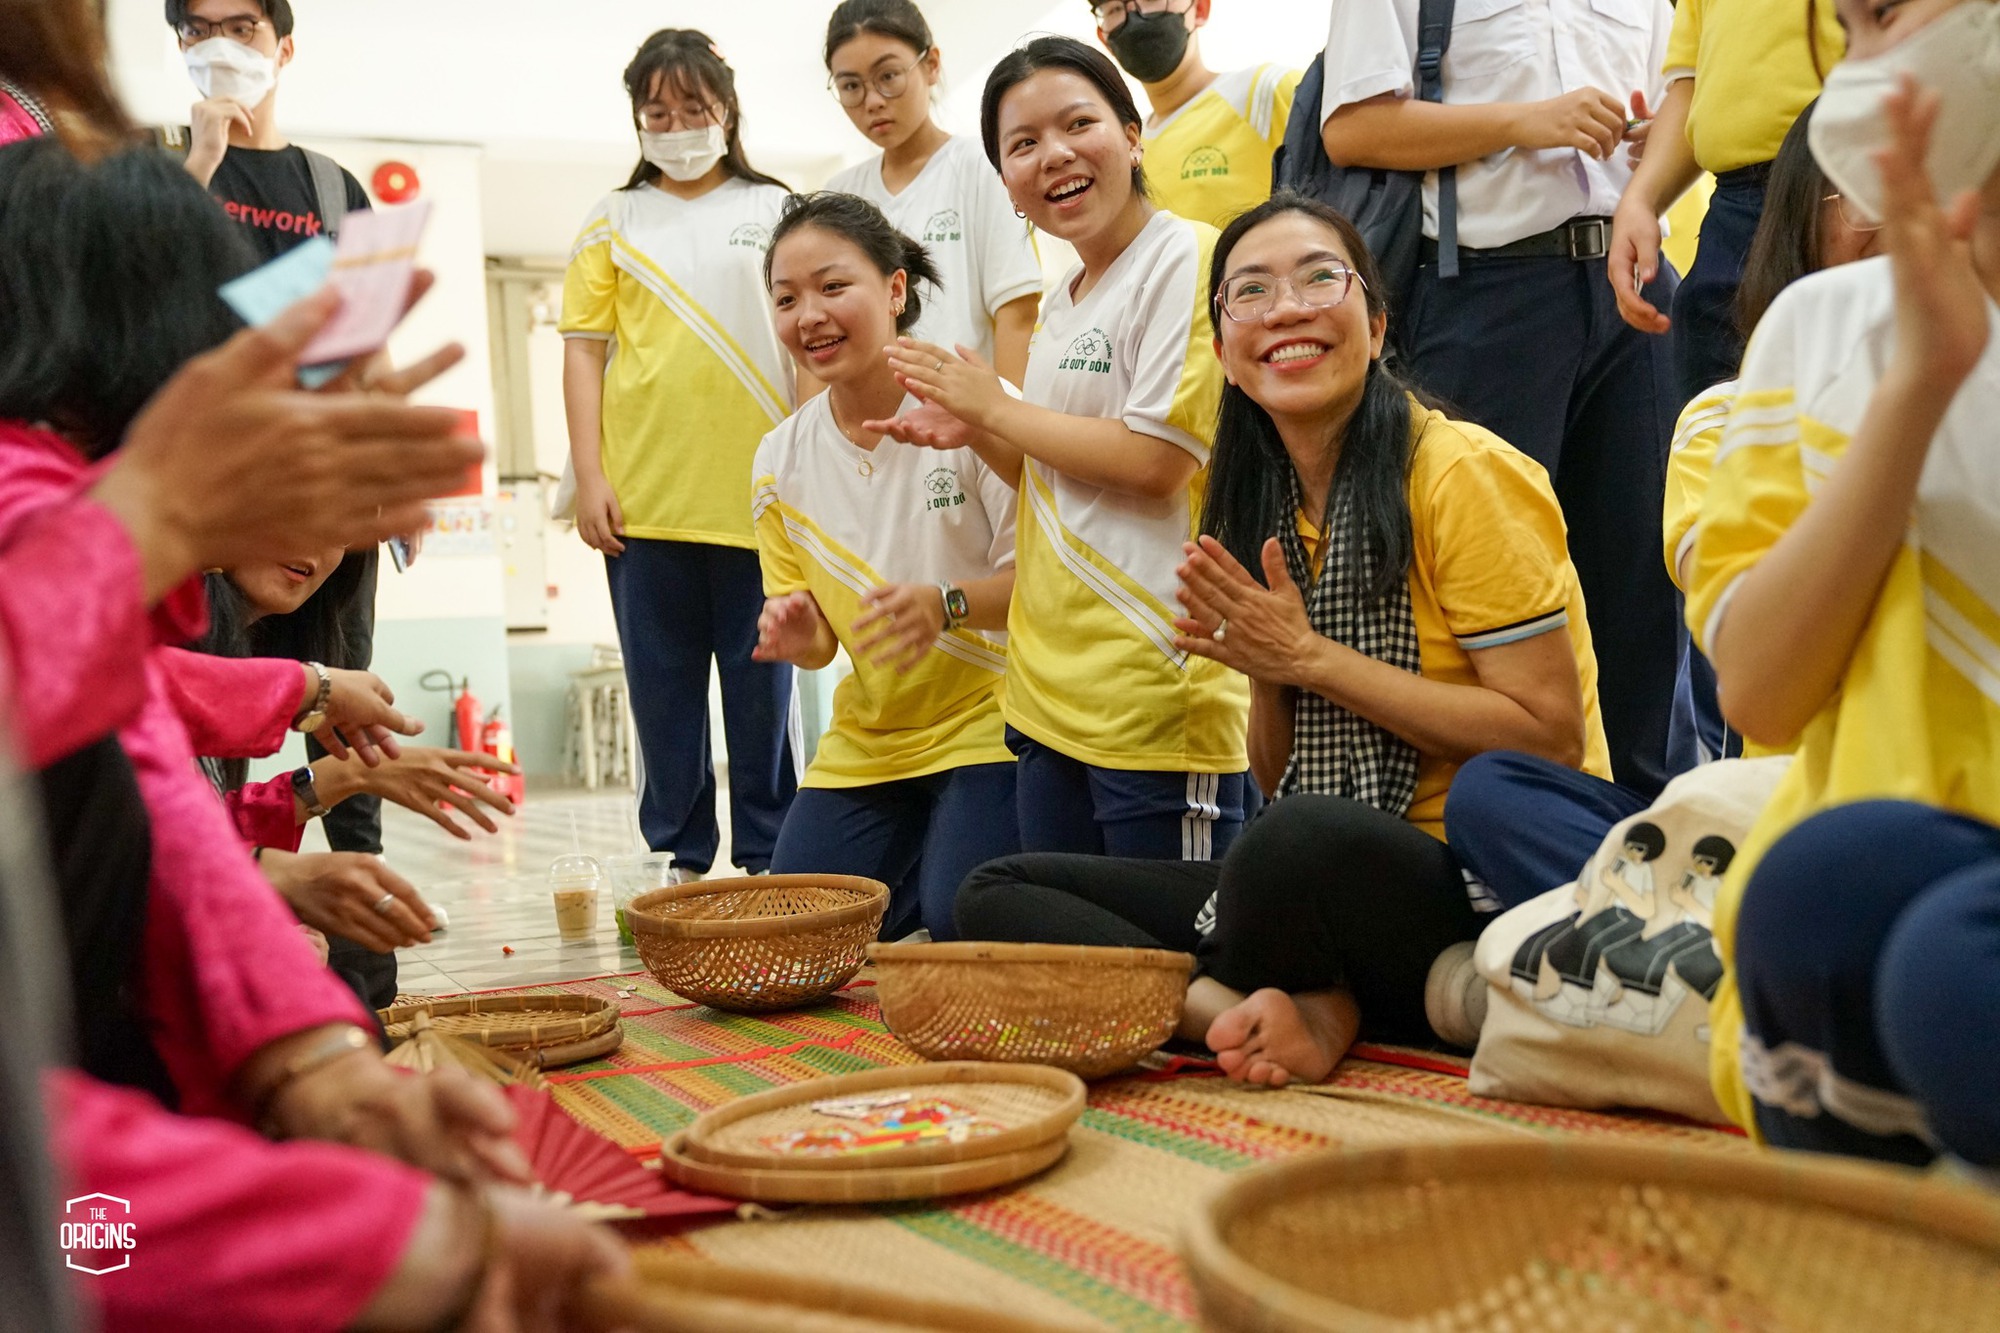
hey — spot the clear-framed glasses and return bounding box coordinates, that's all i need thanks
[1216,262,1367,322]
[829,49,931,107]
[174,14,269,44]
[1822,192,1883,233]
[641,101,725,132]
[1092,0,1191,31]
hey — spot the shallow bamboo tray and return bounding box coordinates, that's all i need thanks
[377,995,622,1069]
[628,875,888,1013]
[1182,1138,2000,1332]
[682,1062,1085,1172]
[868,941,1192,1078]
[579,1252,1095,1332]
[662,1128,1068,1204]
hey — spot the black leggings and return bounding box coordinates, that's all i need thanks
[955,795,1480,1044]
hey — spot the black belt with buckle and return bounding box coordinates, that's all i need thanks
[1421,216,1614,264]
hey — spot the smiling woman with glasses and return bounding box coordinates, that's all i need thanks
[957,190,1610,1087]
[821,1,1042,385]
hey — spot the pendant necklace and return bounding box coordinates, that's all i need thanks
[830,397,876,478]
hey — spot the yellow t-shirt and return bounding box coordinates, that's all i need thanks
[1664,0,1844,173]
[1007,210,1247,773]
[1663,378,1736,595]
[753,395,1016,788]
[1686,258,2000,1133]
[1661,173,1713,279]
[1143,65,1301,232]
[559,179,794,548]
[1394,409,1611,838]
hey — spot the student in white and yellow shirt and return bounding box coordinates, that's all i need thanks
[753,194,1021,940]
[872,37,1247,861]
[561,30,800,877]
[822,0,1043,385]
[1087,0,1300,231]
[1690,6,2000,1170]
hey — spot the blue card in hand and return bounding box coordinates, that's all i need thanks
[218,237,344,387]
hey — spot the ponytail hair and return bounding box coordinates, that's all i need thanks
[766,191,940,335]
[620,29,788,192]
[1200,191,1425,603]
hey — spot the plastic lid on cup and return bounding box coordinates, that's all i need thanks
[549,853,603,883]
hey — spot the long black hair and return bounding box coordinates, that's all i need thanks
[0,138,253,457]
[1199,191,1425,602]
[196,560,367,791]
[1735,99,1830,340]
[620,29,788,192]
[979,35,1148,199]
[824,0,932,68]
[766,191,940,336]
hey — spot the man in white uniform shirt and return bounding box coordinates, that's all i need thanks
[1319,0,1690,800]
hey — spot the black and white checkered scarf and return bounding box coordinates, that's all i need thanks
[1194,464,1422,938]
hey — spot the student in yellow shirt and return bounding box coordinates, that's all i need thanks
[561,30,800,878]
[1608,0,1844,401]
[1088,0,1299,231]
[1447,97,1883,915]
[754,194,1021,941]
[870,37,1248,862]
[821,1,1042,385]
[957,194,1609,1083]
[1691,0,2000,1167]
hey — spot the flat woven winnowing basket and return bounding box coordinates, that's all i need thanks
[377,994,622,1069]
[1182,1137,2000,1332]
[867,941,1192,1078]
[628,874,888,1013]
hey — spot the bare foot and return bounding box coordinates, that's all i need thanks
[1204,988,1359,1088]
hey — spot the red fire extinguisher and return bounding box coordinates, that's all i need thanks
[481,708,526,805]
[420,671,483,752]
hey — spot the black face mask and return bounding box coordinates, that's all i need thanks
[1106,10,1191,84]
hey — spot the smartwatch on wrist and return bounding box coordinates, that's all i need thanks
[291,765,330,819]
[292,661,332,733]
[938,582,970,630]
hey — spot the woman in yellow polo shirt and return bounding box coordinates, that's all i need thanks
[871,37,1248,862]
[958,193,1611,1085]
[1691,0,2000,1167]
[561,29,800,877]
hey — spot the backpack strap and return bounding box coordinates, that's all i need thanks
[1415,0,1461,278]
[302,148,349,242]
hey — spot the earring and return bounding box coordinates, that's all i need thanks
[892,301,905,316]
[1013,206,1027,219]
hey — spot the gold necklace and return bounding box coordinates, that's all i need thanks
[829,396,877,477]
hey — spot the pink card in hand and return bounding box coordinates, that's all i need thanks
[300,200,432,369]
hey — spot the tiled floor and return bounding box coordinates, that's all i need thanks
[382,780,735,995]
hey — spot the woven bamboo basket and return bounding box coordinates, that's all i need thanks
[662,1129,1068,1204]
[627,875,887,1013]
[1182,1138,2000,1332]
[578,1252,1097,1332]
[682,1061,1086,1172]
[867,941,1192,1078]
[376,995,622,1070]
[380,1012,549,1088]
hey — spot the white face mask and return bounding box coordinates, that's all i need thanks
[640,125,728,182]
[1809,1,2000,225]
[183,36,278,106]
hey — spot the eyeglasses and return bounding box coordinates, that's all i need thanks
[1216,263,1367,322]
[829,49,931,107]
[641,102,725,132]
[175,15,269,44]
[1822,192,1883,233]
[1091,0,1190,31]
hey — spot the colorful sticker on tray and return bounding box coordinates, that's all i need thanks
[762,1096,1004,1157]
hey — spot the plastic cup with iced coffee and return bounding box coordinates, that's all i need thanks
[549,853,602,943]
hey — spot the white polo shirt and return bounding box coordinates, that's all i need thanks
[827,135,1044,367]
[1320,0,1673,250]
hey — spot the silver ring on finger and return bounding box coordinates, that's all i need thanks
[372,892,398,916]
[934,359,944,372]
[1214,619,1229,643]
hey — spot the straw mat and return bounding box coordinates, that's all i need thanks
[443,970,1745,1331]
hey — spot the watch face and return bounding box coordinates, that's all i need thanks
[945,589,970,622]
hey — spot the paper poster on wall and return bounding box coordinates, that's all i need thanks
[424,495,496,558]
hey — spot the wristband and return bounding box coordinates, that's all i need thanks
[253,1024,370,1135]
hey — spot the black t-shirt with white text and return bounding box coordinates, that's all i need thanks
[205,144,370,262]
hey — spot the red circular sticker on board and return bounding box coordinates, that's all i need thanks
[372,161,421,204]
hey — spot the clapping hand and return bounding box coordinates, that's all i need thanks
[753,592,829,665]
[853,583,945,674]
[1173,536,1321,687]
[1878,75,1990,396]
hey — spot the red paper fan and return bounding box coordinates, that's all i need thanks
[504,1085,735,1223]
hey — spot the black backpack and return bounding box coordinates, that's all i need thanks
[1273,0,1460,334]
